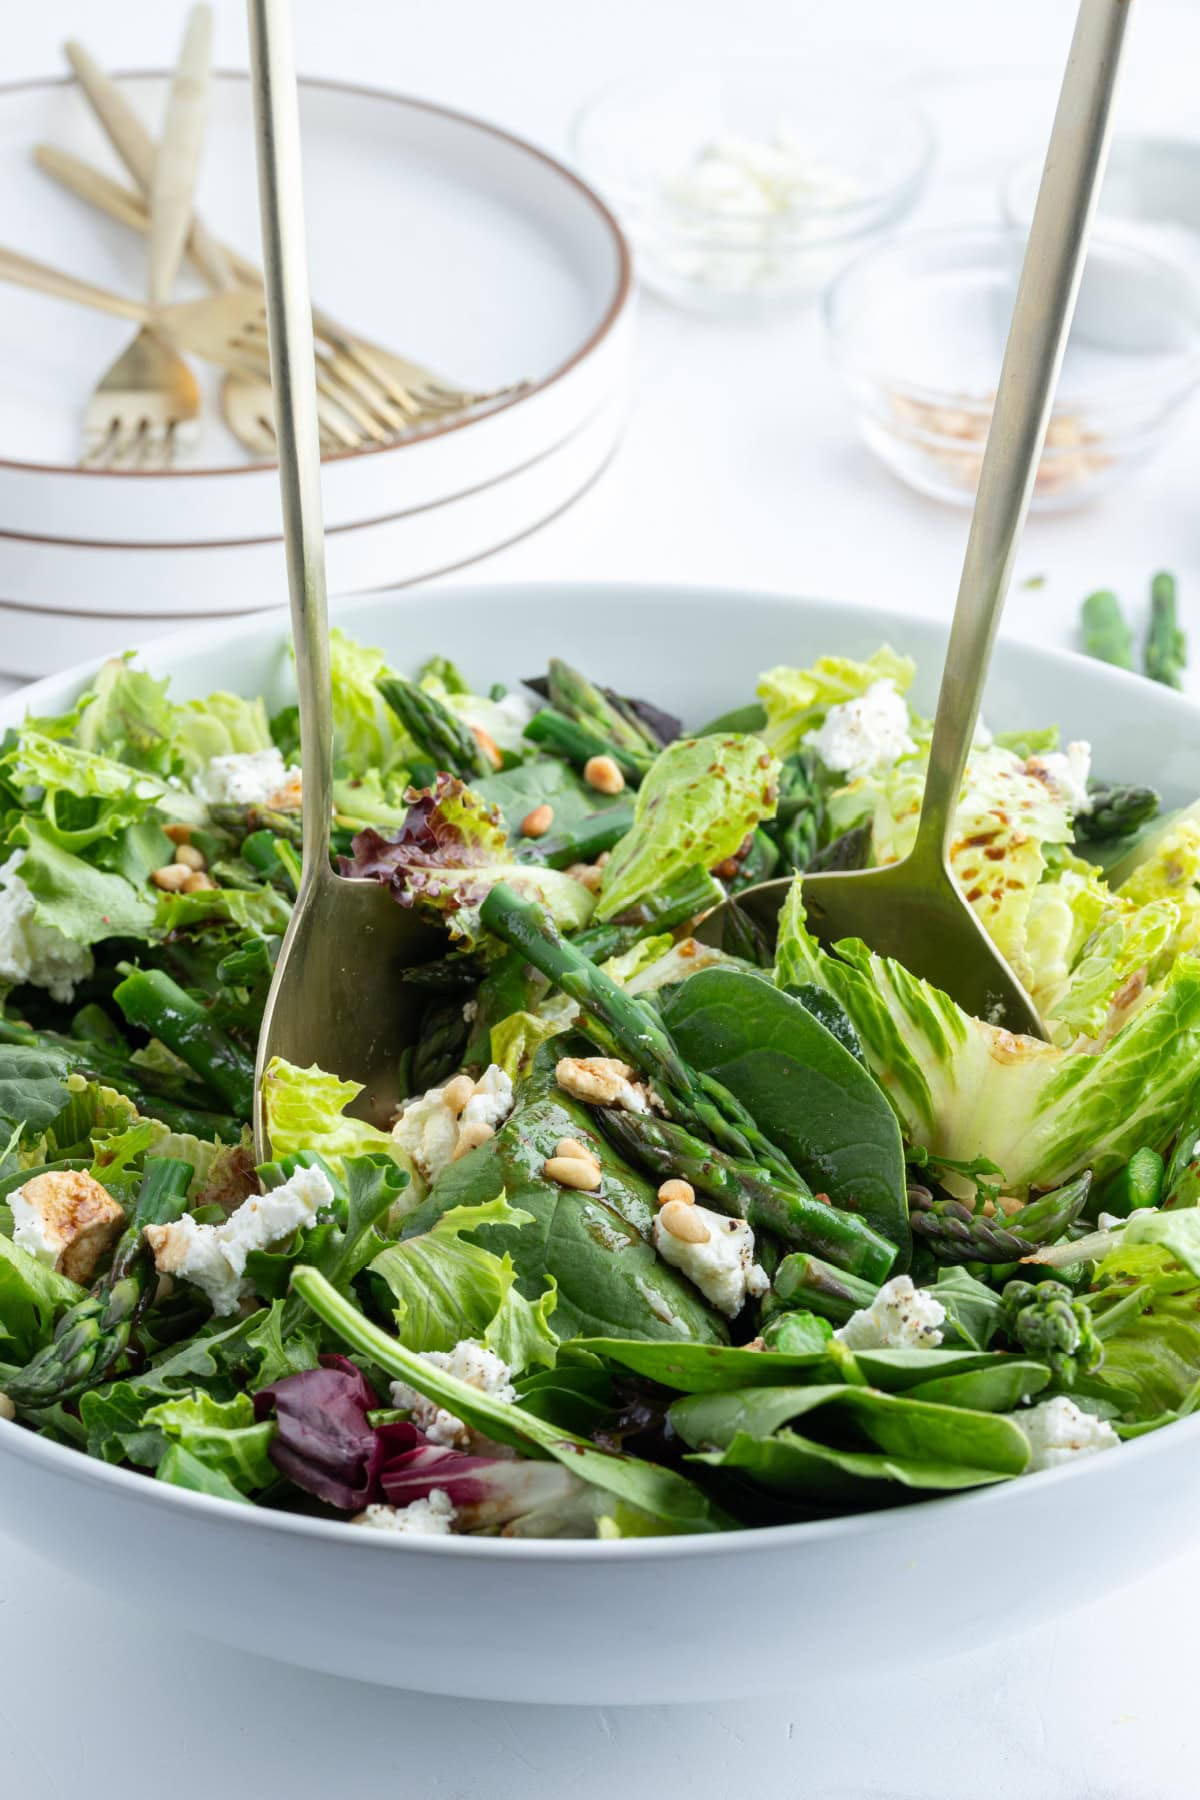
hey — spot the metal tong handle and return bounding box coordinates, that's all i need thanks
[246,0,333,879]
[912,0,1132,874]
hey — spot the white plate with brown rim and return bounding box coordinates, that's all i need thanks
[0,69,632,617]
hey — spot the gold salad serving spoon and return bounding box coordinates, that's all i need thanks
[245,0,437,1157]
[707,0,1133,1040]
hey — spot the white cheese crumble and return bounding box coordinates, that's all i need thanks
[836,1275,946,1351]
[652,1205,769,1318]
[1026,740,1093,814]
[0,850,94,1003]
[665,129,861,220]
[354,1491,456,1536]
[391,1339,515,1449]
[145,1163,333,1315]
[392,1065,513,1185]
[804,680,917,781]
[1006,1395,1119,1473]
[194,747,301,811]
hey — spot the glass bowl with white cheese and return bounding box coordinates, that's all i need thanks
[825,226,1200,509]
[570,60,934,314]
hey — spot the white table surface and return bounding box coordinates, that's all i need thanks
[3,2,1200,1794]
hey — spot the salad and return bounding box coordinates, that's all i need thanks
[2,624,1200,1542]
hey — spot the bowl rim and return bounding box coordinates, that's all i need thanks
[568,57,936,237]
[3,576,1199,1561]
[0,70,632,484]
[823,223,1200,411]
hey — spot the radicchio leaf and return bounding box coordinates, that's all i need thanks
[377,1423,582,1527]
[253,1353,381,1509]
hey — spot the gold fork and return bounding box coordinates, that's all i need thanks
[81,7,210,467]
[57,43,527,431]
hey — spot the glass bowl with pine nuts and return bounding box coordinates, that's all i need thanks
[824,226,1200,510]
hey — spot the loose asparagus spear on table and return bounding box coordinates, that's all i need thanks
[1145,571,1186,689]
[478,883,797,1181]
[5,1157,194,1410]
[1081,588,1135,670]
[596,1107,896,1280]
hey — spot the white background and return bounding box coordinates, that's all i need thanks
[3,2,1200,1795]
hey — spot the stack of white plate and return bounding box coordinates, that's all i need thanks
[0,72,633,676]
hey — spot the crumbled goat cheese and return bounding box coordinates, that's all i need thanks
[837,1275,946,1351]
[354,1492,456,1536]
[9,1170,125,1284]
[391,1339,515,1449]
[145,1162,333,1315]
[0,850,94,1003]
[555,1055,653,1113]
[652,1206,770,1318]
[1027,740,1093,813]
[665,129,861,219]
[804,680,917,781]
[462,1000,479,1023]
[194,747,302,811]
[1007,1395,1119,1473]
[392,1064,514,1185]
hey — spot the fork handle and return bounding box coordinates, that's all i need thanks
[913,0,1132,869]
[148,5,213,305]
[63,38,235,289]
[0,246,146,321]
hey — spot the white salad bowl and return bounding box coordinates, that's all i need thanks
[2,582,1199,1705]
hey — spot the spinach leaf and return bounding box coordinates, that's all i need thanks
[403,1058,727,1344]
[477,758,625,836]
[0,1044,73,1140]
[899,1361,1049,1411]
[672,1381,1029,1503]
[661,968,910,1259]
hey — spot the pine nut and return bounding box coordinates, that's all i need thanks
[660,1200,710,1243]
[453,1121,495,1159]
[521,803,554,838]
[472,725,502,771]
[173,843,206,871]
[543,1155,602,1190]
[583,754,625,795]
[555,1137,597,1166]
[442,1075,475,1115]
[163,823,192,845]
[181,871,217,894]
[0,1391,15,1423]
[657,1179,695,1206]
[151,863,191,892]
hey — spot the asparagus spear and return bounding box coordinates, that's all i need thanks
[519,804,635,871]
[998,1278,1100,1385]
[0,1019,242,1141]
[807,821,872,874]
[596,1107,897,1280]
[770,1252,879,1325]
[1145,571,1186,689]
[113,967,256,1119]
[1081,588,1135,670]
[546,658,661,759]
[1074,781,1161,842]
[5,1157,193,1410]
[770,752,823,871]
[478,883,797,1180]
[908,1172,1092,1264]
[377,675,493,779]
[523,708,648,785]
[1099,1145,1164,1217]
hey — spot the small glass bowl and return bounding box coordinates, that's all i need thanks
[570,60,934,316]
[825,227,1200,509]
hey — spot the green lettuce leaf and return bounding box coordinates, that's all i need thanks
[170,692,273,779]
[776,878,1200,1196]
[594,734,781,921]
[368,1193,558,1372]
[261,1058,414,1187]
[9,817,157,945]
[328,628,413,774]
[143,1390,276,1495]
[757,646,915,756]
[1090,1239,1200,1416]
[0,1233,85,1360]
[74,657,178,777]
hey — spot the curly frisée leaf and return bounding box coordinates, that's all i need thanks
[776,878,1200,1197]
[594,734,781,921]
[344,774,595,945]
